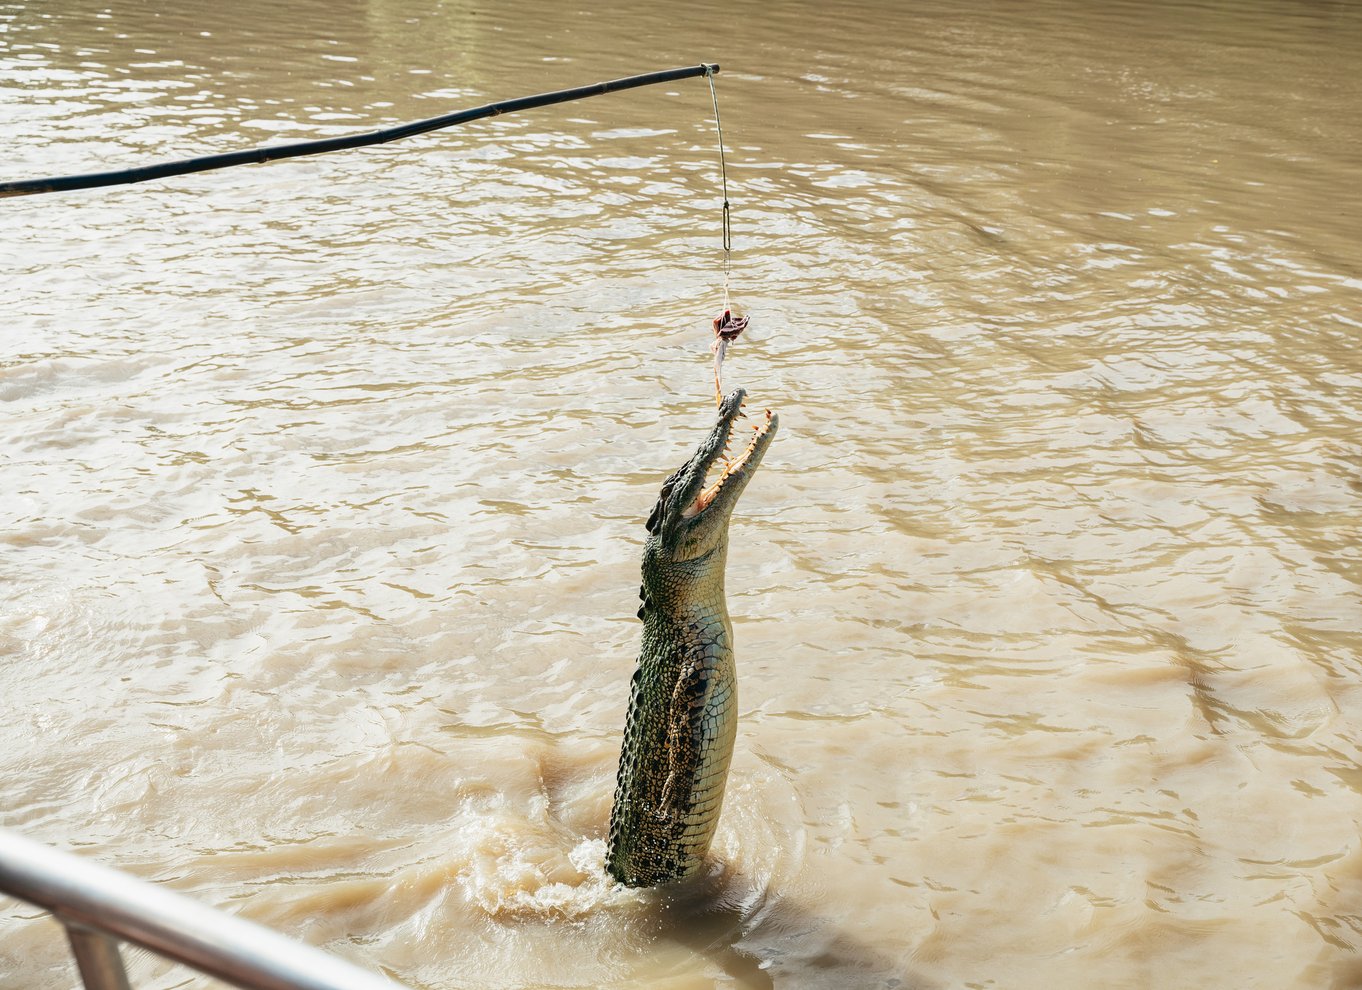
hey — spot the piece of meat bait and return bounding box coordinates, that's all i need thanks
[710,309,750,404]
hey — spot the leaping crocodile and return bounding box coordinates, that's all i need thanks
[606,388,778,887]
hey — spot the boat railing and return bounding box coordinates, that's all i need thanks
[0,826,411,990]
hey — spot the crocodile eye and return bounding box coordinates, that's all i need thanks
[646,468,685,534]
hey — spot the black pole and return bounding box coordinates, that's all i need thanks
[0,63,719,199]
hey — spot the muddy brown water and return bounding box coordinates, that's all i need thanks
[3,1,1361,987]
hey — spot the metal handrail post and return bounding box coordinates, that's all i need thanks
[0,828,411,990]
[65,924,133,990]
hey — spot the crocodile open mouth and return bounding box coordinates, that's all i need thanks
[683,402,776,518]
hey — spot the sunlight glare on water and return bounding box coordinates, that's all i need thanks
[2,0,1361,988]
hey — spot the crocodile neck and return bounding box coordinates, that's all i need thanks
[605,539,739,886]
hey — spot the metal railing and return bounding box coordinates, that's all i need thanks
[0,827,411,990]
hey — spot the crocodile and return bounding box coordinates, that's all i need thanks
[605,388,778,887]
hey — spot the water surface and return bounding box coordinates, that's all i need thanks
[3,1,1361,987]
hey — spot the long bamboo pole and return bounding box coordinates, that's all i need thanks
[0,63,719,198]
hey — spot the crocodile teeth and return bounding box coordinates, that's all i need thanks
[690,408,774,515]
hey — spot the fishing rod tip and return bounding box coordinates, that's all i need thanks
[702,63,721,76]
